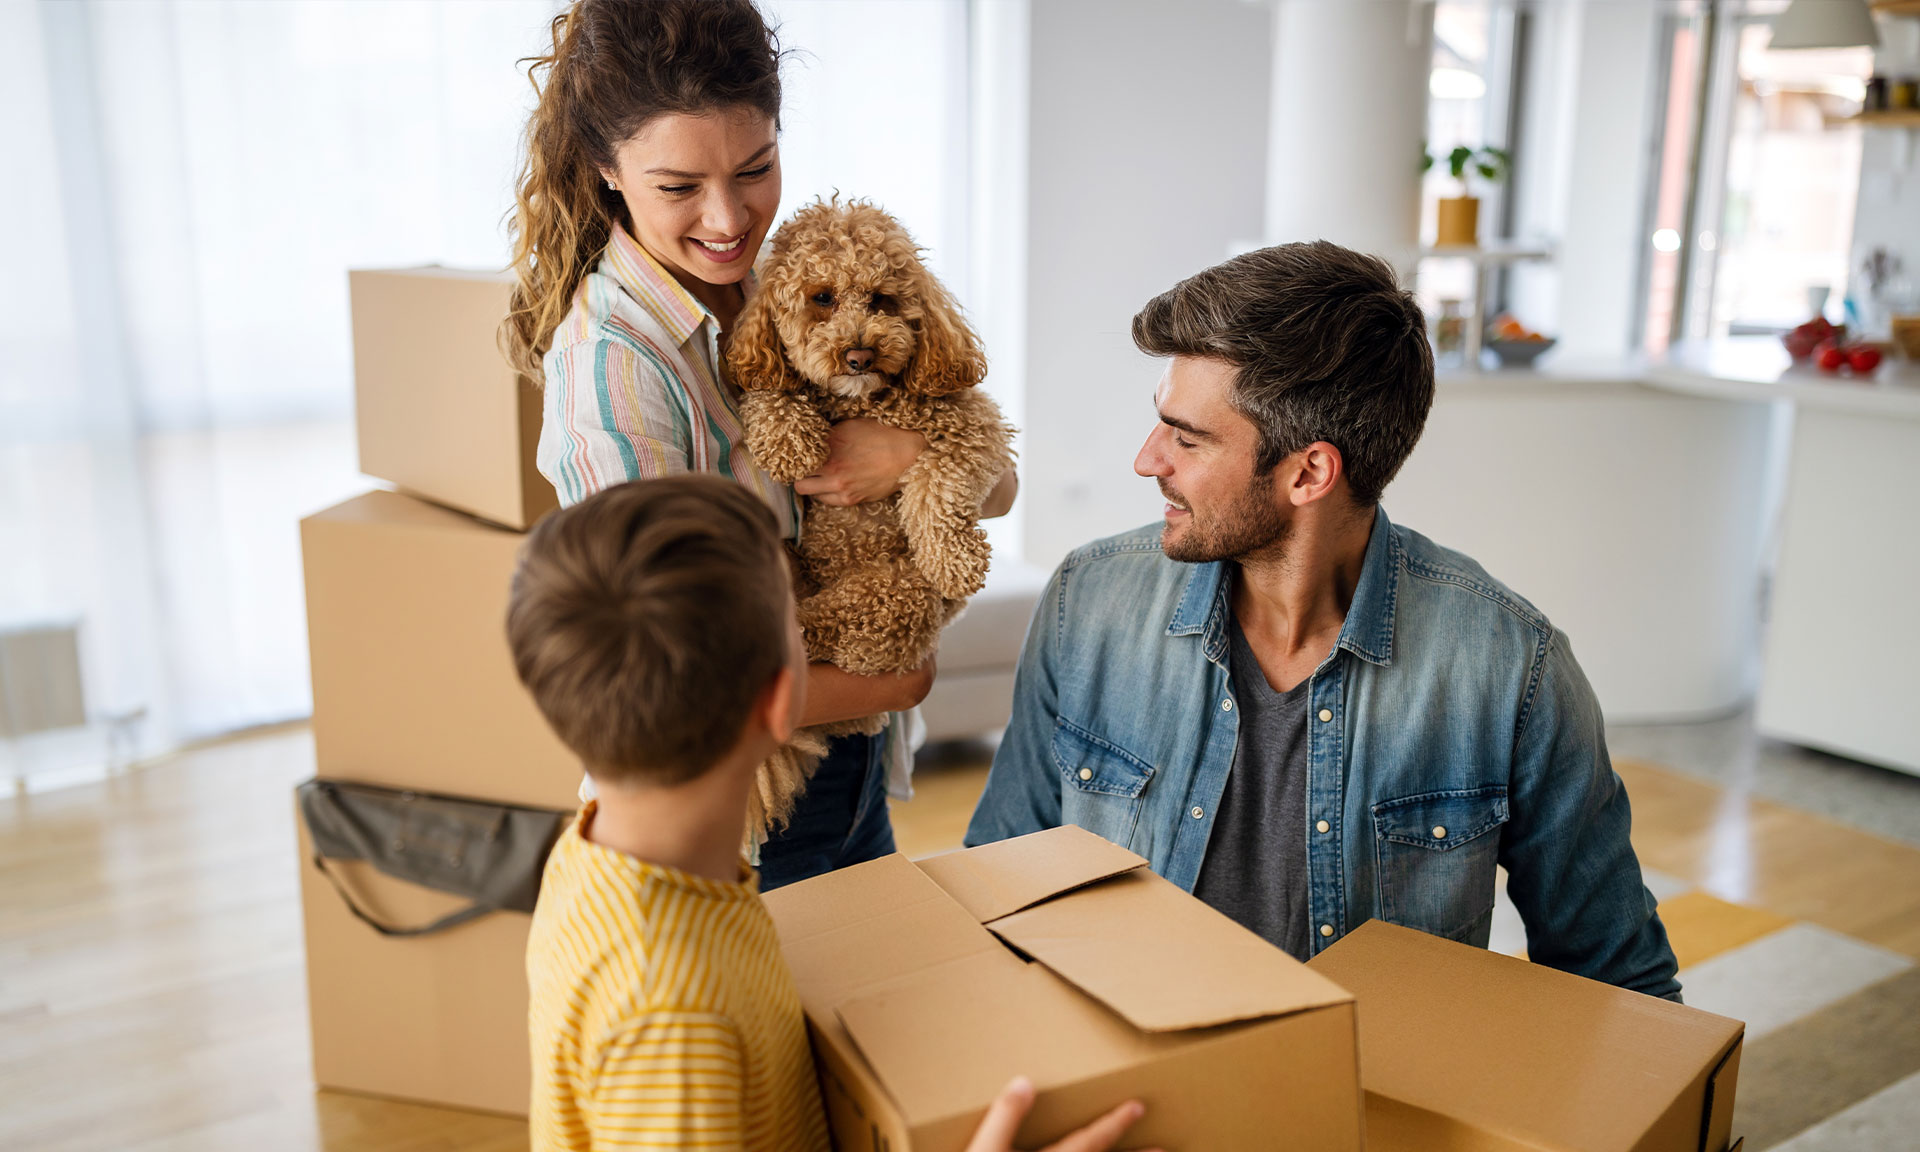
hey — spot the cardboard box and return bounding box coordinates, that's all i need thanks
[1308,920,1744,1152]
[294,790,552,1115]
[301,489,580,810]
[350,266,557,530]
[762,825,1364,1151]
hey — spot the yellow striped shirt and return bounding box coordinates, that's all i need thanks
[527,803,829,1152]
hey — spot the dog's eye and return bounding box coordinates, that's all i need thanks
[810,291,834,307]
[870,292,896,313]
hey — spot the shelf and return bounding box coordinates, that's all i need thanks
[1851,110,1920,127]
[1418,243,1555,265]
[1871,1,1920,16]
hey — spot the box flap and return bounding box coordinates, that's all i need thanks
[915,825,1149,924]
[1310,920,1745,1151]
[763,854,1010,1026]
[987,868,1353,1032]
[1700,1038,1743,1152]
[834,951,1177,1129]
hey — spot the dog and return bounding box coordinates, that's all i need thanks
[725,198,1013,836]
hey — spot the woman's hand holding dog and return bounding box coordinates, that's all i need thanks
[795,418,928,506]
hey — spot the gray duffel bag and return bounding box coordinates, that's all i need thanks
[296,777,570,937]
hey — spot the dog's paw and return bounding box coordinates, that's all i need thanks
[741,392,831,482]
[915,527,991,601]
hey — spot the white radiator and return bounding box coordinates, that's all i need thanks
[0,621,87,738]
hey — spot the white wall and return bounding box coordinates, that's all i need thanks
[1019,0,1273,570]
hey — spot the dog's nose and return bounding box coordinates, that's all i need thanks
[844,348,875,373]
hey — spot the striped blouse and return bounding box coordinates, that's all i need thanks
[526,802,830,1152]
[536,223,803,537]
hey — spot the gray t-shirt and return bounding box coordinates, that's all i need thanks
[1191,612,1313,960]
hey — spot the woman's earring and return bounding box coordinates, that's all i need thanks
[606,179,617,191]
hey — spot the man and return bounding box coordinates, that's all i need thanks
[965,242,1680,999]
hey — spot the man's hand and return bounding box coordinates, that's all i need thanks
[963,1076,1157,1152]
[794,418,929,506]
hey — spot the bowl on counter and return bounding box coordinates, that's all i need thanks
[1487,337,1557,368]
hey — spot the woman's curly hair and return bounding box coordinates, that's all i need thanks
[502,0,784,381]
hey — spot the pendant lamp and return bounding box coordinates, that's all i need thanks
[1768,0,1881,50]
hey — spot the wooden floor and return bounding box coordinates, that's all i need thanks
[3,724,1918,1150]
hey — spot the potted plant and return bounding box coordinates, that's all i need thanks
[1424,144,1510,248]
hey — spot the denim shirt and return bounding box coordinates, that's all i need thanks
[966,507,1681,999]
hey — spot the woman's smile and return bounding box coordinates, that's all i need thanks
[691,232,750,262]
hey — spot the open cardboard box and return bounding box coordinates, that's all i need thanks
[1309,919,1745,1152]
[350,266,557,531]
[762,825,1364,1152]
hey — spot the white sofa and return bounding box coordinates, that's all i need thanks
[918,561,1052,744]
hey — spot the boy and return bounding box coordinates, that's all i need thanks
[507,475,1152,1152]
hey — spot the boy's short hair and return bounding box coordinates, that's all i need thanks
[1131,240,1434,507]
[506,475,791,787]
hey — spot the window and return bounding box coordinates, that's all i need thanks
[1638,2,1871,351]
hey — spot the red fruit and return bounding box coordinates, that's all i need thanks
[1816,344,1846,372]
[1848,345,1882,373]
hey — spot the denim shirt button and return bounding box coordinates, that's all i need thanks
[1317,708,1333,723]
[1315,819,1330,834]
[1078,768,1093,781]
[1319,924,1335,938]
[1190,806,1204,819]
[1432,825,1448,840]
[1221,698,1233,712]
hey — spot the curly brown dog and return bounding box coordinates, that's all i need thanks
[725,198,1013,837]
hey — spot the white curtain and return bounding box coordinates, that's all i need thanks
[0,0,970,787]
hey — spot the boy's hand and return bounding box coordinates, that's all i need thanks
[964,1076,1159,1152]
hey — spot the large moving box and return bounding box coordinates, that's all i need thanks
[762,825,1364,1152]
[301,488,579,810]
[1309,920,1744,1152]
[295,794,551,1116]
[299,487,578,1115]
[350,267,558,531]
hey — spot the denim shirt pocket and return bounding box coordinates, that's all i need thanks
[1052,717,1156,851]
[1371,786,1510,944]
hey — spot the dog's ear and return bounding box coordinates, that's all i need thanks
[725,279,803,393]
[903,278,987,397]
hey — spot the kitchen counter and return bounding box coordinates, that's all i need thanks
[1391,356,1778,724]
[1391,338,1919,774]
[1649,338,1920,418]
[1653,340,1920,777]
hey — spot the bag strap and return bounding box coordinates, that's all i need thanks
[310,853,497,938]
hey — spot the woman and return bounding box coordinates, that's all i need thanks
[503,0,1014,891]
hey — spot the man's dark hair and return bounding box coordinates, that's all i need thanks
[1131,241,1435,507]
[506,474,791,787]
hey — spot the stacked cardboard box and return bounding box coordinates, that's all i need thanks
[297,268,569,1116]
[348,267,556,531]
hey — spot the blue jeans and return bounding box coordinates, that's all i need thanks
[757,731,896,891]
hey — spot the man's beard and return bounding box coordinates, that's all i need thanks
[1159,475,1289,564]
